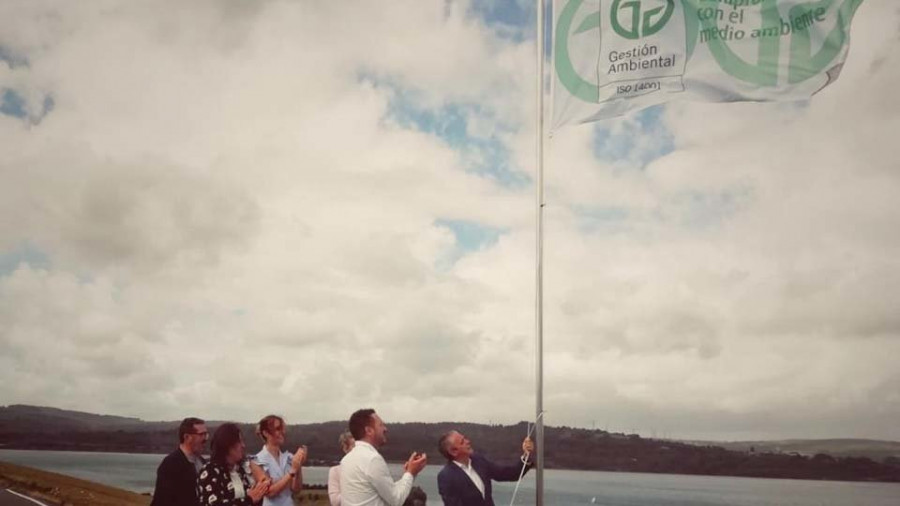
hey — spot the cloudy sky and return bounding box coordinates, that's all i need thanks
[1,0,898,442]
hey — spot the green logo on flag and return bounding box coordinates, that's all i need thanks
[688,0,864,86]
[554,0,601,103]
[555,0,697,103]
[611,0,676,39]
[555,0,864,104]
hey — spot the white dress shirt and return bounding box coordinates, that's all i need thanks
[339,441,415,506]
[453,459,485,498]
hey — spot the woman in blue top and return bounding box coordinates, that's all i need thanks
[249,415,307,506]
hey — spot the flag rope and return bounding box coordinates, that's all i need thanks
[508,410,545,506]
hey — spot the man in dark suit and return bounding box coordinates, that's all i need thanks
[150,417,208,506]
[437,431,534,506]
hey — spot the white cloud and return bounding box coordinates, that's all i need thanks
[0,0,898,441]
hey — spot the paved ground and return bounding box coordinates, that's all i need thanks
[0,490,48,506]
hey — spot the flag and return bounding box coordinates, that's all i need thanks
[551,0,866,129]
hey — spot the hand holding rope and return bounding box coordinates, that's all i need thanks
[509,411,544,506]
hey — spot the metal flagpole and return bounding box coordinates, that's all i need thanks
[534,0,545,505]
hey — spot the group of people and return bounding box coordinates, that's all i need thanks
[150,416,304,506]
[150,408,534,506]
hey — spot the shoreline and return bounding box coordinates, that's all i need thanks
[2,447,898,485]
[0,461,329,506]
[2,456,898,506]
[0,461,150,506]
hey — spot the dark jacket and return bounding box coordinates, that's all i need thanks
[151,448,202,506]
[437,453,531,506]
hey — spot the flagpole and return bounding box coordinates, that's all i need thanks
[534,0,545,505]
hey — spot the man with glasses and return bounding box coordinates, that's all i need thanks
[151,417,208,506]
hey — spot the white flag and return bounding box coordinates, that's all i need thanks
[551,0,866,129]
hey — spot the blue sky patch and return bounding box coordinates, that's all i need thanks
[575,184,754,236]
[1,89,28,118]
[592,105,675,169]
[435,218,506,268]
[0,46,28,68]
[1,88,55,123]
[362,74,530,188]
[41,95,55,117]
[0,46,53,123]
[0,244,51,276]
[468,0,534,41]
[665,186,754,230]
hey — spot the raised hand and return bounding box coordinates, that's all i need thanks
[405,451,428,476]
[522,437,534,455]
[293,445,308,468]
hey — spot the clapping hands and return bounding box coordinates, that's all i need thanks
[247,477,270,502]
[292,445,308,468]
[403,452,428,476]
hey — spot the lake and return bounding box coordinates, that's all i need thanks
[0,449,898,505]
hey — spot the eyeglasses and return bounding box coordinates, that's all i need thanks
[192,431,209,438]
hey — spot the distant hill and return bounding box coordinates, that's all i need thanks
[0,405,146,432]
[1,405,899,483]
[688,438,900,462]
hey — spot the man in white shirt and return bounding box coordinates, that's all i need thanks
[340,408,428,506]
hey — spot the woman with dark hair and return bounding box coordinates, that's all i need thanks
[198,423,270,505]
[249,415,307,506]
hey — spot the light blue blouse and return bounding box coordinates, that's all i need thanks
[254,447,295,506]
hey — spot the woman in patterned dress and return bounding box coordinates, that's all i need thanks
[198,423,271,505]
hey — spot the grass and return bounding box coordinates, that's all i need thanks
[0,461,330,506]
[294,487,331,506]
[0,460,150,506]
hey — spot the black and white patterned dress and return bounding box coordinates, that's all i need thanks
[197,461,258,506]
